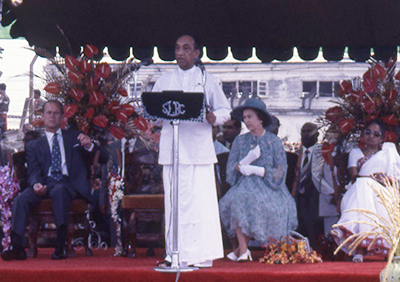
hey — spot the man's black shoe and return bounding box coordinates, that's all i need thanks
[1,246,27,261]
[51,247,67,260]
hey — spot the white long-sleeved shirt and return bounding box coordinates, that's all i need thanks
[152,66,231,165]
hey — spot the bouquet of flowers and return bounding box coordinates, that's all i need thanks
[318,57,400,152]
[260,235,322,264]
[108,172,125,256]
[0,165,20,249]
[36,44,152,142]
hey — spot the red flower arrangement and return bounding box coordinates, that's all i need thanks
[318,57,400,151]
[260,236,322,264]
[37,45,152,141]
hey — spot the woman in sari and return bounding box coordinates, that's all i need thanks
[219,99,298,262]
[331,120,400,262]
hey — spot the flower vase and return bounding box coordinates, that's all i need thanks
[381,246,400,282]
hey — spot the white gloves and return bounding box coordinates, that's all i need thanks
[239,145,261,166]
[239,165,265,177]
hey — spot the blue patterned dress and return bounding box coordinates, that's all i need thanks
[219,131,298,243]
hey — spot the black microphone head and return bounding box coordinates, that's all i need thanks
[141,58,153,66]
[194,58,202,66]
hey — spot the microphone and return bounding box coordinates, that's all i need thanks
[194,58,205,73]
[130,58,153,71]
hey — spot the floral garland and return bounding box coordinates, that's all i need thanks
[36,44,150,141]
[0,166,20,249]
[260,236,323,264]
[318,57,400,153]
[108,172,125,256]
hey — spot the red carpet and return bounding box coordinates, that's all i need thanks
[0,248,386,282]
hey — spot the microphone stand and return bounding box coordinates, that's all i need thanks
[153,119,199,273]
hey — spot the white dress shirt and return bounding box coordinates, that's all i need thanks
[45,128,68,176]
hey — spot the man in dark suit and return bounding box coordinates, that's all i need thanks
[1,100,108,260]
[293,122,324,250]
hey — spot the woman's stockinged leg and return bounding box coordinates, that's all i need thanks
[235,227,250,256]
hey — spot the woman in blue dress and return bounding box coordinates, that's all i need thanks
[219,99,298,262]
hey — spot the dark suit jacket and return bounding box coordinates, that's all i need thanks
[25,130,109,204]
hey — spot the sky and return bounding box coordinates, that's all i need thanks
[0,39,47,129]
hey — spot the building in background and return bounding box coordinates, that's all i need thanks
[129,61,369,142]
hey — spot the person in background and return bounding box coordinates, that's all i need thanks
[222,118,242,149]
[292,122,338,250]
[0,83,10,133]
[267,115,299,193]
[33,90,46,115]
[331,120,399,262]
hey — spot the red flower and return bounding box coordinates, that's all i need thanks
[395,70,400,81]
[349,91,365,104]
[117,88,128,97]
[384,131,397,143]
[64,55,80,71]
[89,91,104,106]
[372,64,387,80]
[44,82,61,94]
[363,78,377,93]
[68,70,84,84]
[321,142,335,164]
[116,111,128,124]
[386,89,398,102]
[108,101,120,114]
[110,125,125,140]
[339,118,355,134]
[83,107,95,118]
[121,104,135,116]
[70,88,84,102]
[80,59,92,73]
[84,44,99,59]
[63,104,78,118]
[339,80,352,95]
[60,117,67,130]
[86,77,99,90]
[363,99,376,114]
[93,115,108,128]
[381,115,399,126]
[325,106,343,123]
[95,63,111,78]
[133,116,148,131]
[363,69,373,81]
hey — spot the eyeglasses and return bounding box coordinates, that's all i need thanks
[364,129,382,137]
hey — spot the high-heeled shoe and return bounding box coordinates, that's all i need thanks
[227,251,238,261]
[237,249,253,262]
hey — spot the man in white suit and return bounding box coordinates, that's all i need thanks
[152,35,231,268]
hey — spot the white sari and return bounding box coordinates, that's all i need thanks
[332,142,400,255]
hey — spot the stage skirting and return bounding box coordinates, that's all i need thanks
[0,248,385,282]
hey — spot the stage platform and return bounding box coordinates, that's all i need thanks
[0,248,386,282]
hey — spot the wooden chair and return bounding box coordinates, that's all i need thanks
[121,194,164,258]
[115,139,164,257]
[12,151,93,258]
[27,198,92,258]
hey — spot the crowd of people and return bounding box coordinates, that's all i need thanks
[0,34,398,268]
